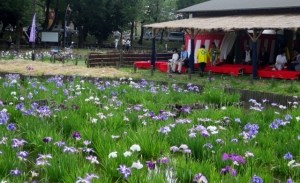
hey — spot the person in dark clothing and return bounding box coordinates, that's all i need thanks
[258,47,269,69]
[287,52,300,71]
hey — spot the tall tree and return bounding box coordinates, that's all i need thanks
[0,0,33,50]
[137,0,177,44]
[66,0,134,47]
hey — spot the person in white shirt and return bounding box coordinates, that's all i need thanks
[126,39,131,51]
[172,45,188,74]
[168,48,179,73]
[122,38,126,51]
[275,50,287,70]
[114,38,119,49]
[242,45,252,65]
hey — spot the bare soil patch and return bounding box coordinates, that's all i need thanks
[0,59,129,77]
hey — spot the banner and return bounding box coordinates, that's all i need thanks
[185,34,224,63]
[239,34,276,63]
[185,33,277,63]
[29,14,36,42]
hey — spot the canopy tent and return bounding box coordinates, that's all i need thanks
[144,14,300,77]
[144,14,300,31]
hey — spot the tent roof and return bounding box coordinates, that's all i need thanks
[144,14,300,31]
[178,0,300,13]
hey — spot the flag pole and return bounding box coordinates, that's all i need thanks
[31,0,36,61]
[64,4,70,48]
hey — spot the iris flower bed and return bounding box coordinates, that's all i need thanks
[0,51,84,62]
[0,72,299,183]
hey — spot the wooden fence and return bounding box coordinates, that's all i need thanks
[86,52,173,68]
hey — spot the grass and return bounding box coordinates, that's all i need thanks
[121,67,300,96]
[0,74,299,182]
[0,56,299,96]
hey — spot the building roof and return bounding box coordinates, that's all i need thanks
[178,0,300,13]
[144,14,300,31]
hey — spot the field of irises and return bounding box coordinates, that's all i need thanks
[0,72,300,183]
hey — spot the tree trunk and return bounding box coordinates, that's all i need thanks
[138,25,144,45]
[130,21,134,47]
[48,0,59,30]
[160,29,165,44]
[15,21,21,52]
[43,0,51,30]
[78,26,88,48]
[0,22,9,39]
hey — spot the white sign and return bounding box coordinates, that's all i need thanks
[41,32,59,42]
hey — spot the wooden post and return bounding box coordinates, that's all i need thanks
[151,28,156,70]
[101,60,103,67]
[75,56,78,65]
[0,52,2,60]
[231,72,234,81]
[151,65,154,76]
[250,74,254,85]
[134,64,137,73]
[188,68,191,80]
[271,76,275,86]
[208,70,212,82]
[41,53,44,62]
[168,64,172,73]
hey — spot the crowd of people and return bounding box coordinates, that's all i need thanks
[167,42,300,77]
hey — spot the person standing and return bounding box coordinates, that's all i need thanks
[259,47,269,69]
[242,45,252,65]
[196,45,208,77]
[172,45,188,74]
[126,39,131,51]
[208,42,220,66]
[6,36,12,50]
[122,38,126,51]
[114,37,119,49]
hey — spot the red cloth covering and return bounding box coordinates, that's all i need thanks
[222,64,252,74]
[135,61,166,69]
[204,65,244,76]
[158,63,187,73]
[258,69,300,80]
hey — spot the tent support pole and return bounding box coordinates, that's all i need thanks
[151,28,156,70]
[189,29,195,72]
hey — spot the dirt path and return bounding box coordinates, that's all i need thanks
[0,59,129,77]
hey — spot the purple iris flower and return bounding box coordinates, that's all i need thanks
[145,161,156,169]
[269,122,278,129]
[220,166,231,174]
[15,103,24,110]
[7,123,16,131]
[117,165,131,179]
[203,143,213,149]
[286,179,293,183]
[10,169,21,176]
[17,151,29,159]
[285,114,292,121]
[157,157,168,164]
[284,152,293,160]
[192,173,208,182]
[73,132,81,140]
[43,137,52,143]
[251,175,263,183]
[222,153,246,164]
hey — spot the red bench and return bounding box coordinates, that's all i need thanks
[204,66,244,76]
[134,61,166,69]
[258,68,300,80]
